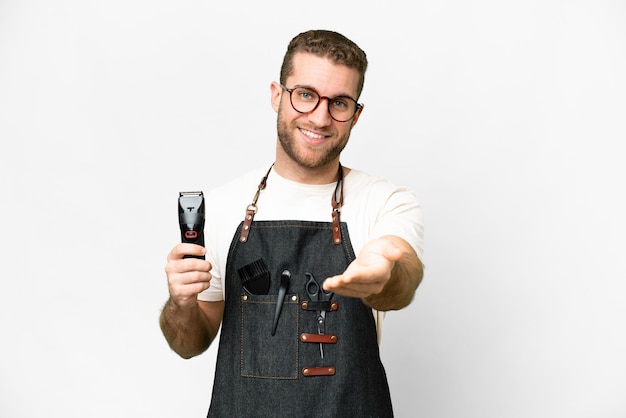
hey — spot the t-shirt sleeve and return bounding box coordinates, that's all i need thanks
[371,185,424,260]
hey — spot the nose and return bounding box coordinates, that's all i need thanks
[307,98,333,127]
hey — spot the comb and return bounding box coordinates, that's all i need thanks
[237,258,270,295]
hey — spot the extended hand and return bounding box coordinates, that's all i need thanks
[322,236,404,299]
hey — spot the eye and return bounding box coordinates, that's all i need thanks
[331,97,350,109]
[296,88,317,101]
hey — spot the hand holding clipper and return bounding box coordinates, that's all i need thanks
[178,191,205,259]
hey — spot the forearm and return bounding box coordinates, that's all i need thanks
[363,238,423,311]
[159,298,215,359]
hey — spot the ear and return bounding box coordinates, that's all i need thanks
[351,103,364,126]
[270,82,283,112]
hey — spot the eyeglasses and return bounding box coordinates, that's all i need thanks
[280,84,363,122]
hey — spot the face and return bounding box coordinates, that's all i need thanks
[271,53,364,171]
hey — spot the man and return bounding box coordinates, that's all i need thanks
[160,29,424,417]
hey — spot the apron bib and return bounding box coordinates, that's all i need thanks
[208,166,393,417]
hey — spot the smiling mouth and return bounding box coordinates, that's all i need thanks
[299,128,328,141]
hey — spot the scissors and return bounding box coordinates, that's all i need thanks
[305,273,333,358]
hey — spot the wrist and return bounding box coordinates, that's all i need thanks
[166,296,198,314]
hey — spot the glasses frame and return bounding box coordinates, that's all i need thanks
[280,84,363,122]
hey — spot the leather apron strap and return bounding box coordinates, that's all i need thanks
[239,163,345,245]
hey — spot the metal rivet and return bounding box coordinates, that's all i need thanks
[331,335,337,343]
[291,295,297,301]
[242,295,248,301]
[303,368,310,376]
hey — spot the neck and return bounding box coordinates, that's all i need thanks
[273,157,343,185]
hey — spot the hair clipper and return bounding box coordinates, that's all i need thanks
[178,191,205,259]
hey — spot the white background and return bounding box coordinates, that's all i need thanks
[1,1,625,417]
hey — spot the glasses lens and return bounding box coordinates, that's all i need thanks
[290,87,357,122]
[291,87,319,113]
[328,97,357,122]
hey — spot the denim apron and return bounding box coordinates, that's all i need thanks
[208,165,393,417]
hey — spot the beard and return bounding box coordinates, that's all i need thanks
[276,108,351,169]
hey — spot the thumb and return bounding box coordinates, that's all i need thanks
[384,245,403,262]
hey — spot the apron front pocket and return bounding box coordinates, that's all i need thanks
[240,293,299,379]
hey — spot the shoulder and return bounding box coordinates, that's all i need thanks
[203,165,272,212]
[343,168,424,258]
[200,165,274,234]
[344,168,420,206]
[207,165,270,199]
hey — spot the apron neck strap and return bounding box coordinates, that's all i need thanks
[239,163,345,245]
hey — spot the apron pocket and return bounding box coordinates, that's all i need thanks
[240,293,299,379]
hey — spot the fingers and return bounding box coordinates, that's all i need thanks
[322,238,401,298]
[168,243,207,261]
[323,267,387,298]
[323,277,383,299]
[165,244,212,308]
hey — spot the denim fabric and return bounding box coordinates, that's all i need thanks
[208,220,393,417]
[240,292,300,379]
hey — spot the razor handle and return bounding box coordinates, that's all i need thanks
[178,191,205,259]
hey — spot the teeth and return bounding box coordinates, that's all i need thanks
[301,129,324,139]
